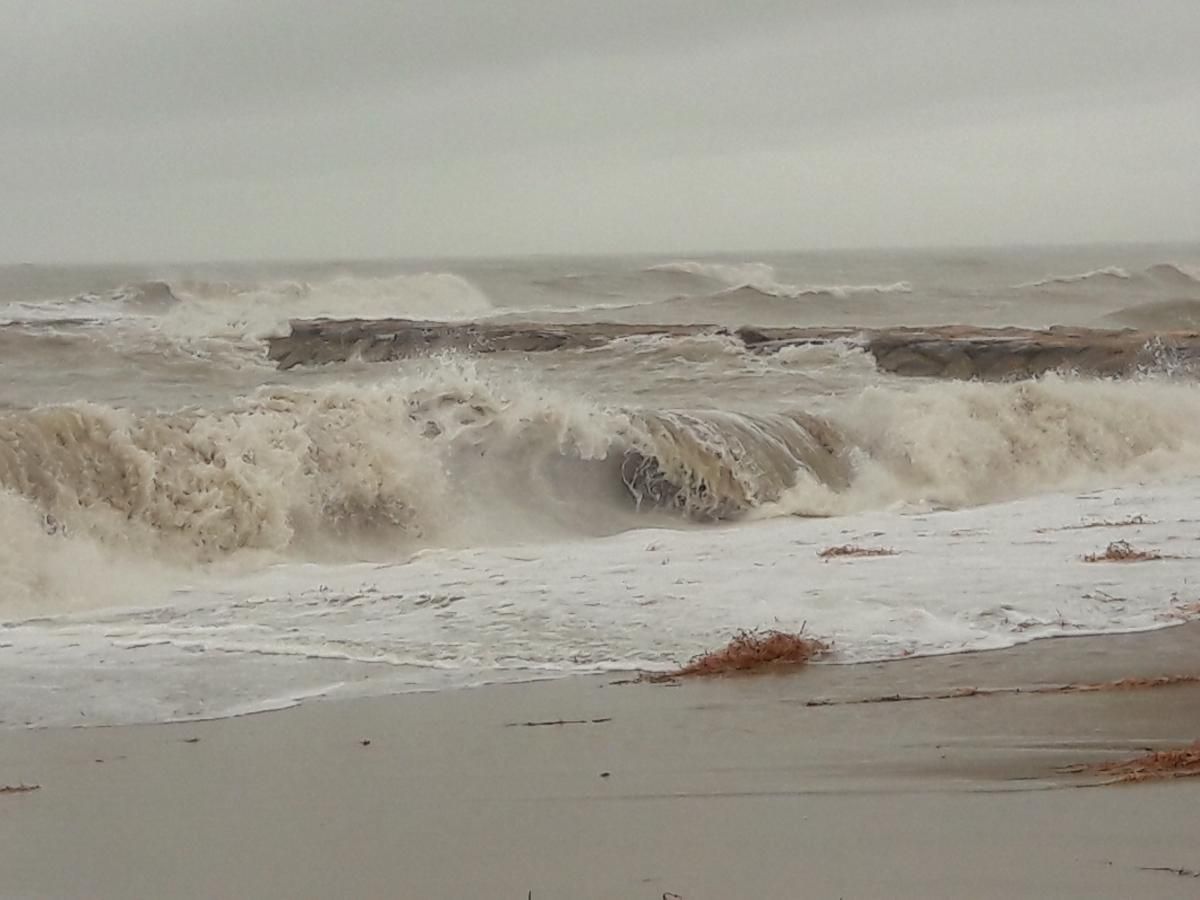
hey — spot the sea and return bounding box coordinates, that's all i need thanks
[2,244,1199,727]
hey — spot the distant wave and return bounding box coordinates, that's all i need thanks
[1145,262,1200,286]
[646,260,912,300]
[0,280,180,327]
[97,280,181,307]
[729,281,913,300]
[172,272,490,309]
[0,272,494,341]
[1016,267,1131,289]
[1105,298,1200,331]
[160,272,494,340]
[1018,263,1200,291]
[646,260,797,295]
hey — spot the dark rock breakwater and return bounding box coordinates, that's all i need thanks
[267,319,1200,379]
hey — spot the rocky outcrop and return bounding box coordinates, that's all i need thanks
[267,319,710,369]
[860,326,1194,379]
[266,319,1200,380]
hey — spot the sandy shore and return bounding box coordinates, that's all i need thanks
[2,625,1199,899]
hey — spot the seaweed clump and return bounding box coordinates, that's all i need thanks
[1082,540,1163,562]
[1065,742,1200,784]
[667,628,831,678]
[818,545,897,559]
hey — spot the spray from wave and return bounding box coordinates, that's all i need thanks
[0,280,180,327]
[647,260,793,294]
[0,363,638,613]
[771,375,1200,516]
[0,272,493,338]
[160,272,494,340]
[0,489,176,614]
[5,352,1200,614]
[0,273,500,402]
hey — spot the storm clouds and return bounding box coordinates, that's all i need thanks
[2,0,1197,261]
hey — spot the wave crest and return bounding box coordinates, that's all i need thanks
[646,259,912,300]
[646,260,796,295]
[727,281,913,300]
[773,375,1200,515]
[624,409,849,519]
[0,272,493,339]
[1018,267,1131,288]
[1018,263,1200,291]
[0,391,441,559]
[5,363,1200,613]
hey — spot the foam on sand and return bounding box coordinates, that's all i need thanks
[3,476,1198,726]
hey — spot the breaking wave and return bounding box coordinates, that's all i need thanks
[646,260,789,294]
[726,281,913,300]
[1018,267,1131,288]
[199,272,493,318]
[645,260,912,300]
[0,273,499,399]
[1018,263,1200,292]
[5,360,1200,612]
[0,280,181,327]
[770,376,1200,516]
[0,272,493,339]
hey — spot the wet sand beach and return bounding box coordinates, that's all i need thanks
[3,624,1198,899]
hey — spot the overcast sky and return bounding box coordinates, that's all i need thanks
[2,0,1198,262]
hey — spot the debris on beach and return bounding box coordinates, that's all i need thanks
[1081,540,1164,562]
[1077,674,1200,692]
[1158,599,1200,623]
[804,673,1200,707]
[0,784,41,795]
[1038,515,1152,533]
[818,544,897,559]
[1138,865,1200,879]
[665,628,831,678]
[1063,741,1200,784]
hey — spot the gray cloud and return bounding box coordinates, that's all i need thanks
[2,0,1198,261]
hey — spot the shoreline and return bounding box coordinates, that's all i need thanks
[8,473,1199,731]
[12,617,1200,732]
[3,625,1198,898]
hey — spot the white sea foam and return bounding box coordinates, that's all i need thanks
[5,251,1200,730]
[3,478,1195,727]
[773,374,1200,517]
[0,272,493,346]
[5,366,1200,620]
[159,271,493,341]
[786,281,913,299]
